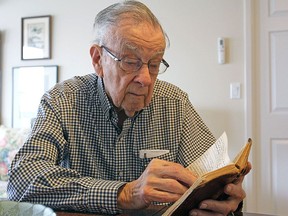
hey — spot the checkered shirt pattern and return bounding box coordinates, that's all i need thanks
[7,73,216,214]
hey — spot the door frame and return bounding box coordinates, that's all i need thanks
[243,0,257,212]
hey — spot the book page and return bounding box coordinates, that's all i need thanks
[186,132,231,176]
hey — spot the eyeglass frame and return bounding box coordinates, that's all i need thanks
[101,45,169,74]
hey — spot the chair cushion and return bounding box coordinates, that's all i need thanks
[0,125,30,198]
[0,125,30,182]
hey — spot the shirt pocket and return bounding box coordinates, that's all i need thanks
[139,151,177,171]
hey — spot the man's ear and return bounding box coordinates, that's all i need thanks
[90,45,104,77]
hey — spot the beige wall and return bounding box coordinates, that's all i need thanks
[0,0,245,156]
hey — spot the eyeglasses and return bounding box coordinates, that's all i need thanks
[101,45,169,74]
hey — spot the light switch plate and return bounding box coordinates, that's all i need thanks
[230,83,241,99]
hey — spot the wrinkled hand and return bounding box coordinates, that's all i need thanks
[117,158,197,209]
[189,162,252,216]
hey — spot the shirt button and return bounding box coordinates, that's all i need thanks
[119,171,123,177]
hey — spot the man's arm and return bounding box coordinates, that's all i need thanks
[7,96,125,215]
[177,98,251,215]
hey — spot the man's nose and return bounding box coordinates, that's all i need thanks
[135,63,152,86]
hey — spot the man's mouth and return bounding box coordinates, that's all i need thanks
[129,92,145,97]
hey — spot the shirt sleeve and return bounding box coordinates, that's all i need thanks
[7,94,125,215]
[177,96,216,167]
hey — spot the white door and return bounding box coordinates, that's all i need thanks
[247,0,288,215]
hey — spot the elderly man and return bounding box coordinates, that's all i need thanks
[8,1,250,215]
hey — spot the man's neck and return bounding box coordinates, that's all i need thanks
[116,109,128,129]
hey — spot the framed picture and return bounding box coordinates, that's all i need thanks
[21,15,51,60]
[12,65,58,128]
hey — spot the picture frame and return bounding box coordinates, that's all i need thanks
[12,65,58,128]
[21,15,51,60]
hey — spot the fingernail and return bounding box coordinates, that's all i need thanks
[190,211,197,216]
[200,203,207,209]
[226,185,231,192]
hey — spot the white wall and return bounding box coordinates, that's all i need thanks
[0,0,245,156]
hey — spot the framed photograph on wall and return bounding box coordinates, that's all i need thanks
[12,65,58,128]
[21,15,51,60]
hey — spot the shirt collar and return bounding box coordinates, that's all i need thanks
[97,76,144,122]
[97,77,113,120]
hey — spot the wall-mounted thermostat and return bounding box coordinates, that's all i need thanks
[217,37,225,64]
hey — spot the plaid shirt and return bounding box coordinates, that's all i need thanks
[8,73,215,214]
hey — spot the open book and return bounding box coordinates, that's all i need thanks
[162,132,252,216]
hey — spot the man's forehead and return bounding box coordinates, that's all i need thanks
[105,21,166,56]
[111,20,165,43]
[122,42,165,53]
[115,30,166,53]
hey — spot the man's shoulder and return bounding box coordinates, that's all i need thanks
[50,73,98,97]
[154,79,188,101]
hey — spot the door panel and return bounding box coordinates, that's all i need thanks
[254,0,288,215]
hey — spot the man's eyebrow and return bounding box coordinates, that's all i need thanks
[154,50,165,55]
[123,41,164,50]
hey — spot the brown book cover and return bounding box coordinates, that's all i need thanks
[162,136,252,216]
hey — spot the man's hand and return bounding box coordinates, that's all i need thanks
[189,162,252,216]
[117,158,197,209]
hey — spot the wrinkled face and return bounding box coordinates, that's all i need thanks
[90,21,166,117]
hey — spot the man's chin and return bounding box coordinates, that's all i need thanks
[123,101,150,117]
[124,109,139,118]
